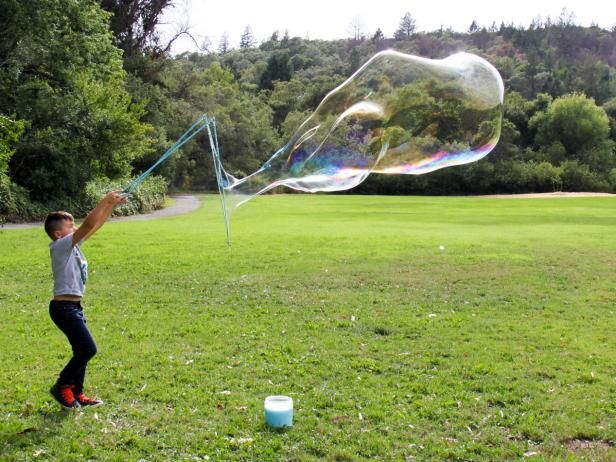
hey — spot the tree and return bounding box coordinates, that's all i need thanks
[348,48,362,74]
[240,26,256,49]
[259,52,292,90]
[159,62,280,185]
[199,36,213,53]
[260,30,281,51]
[603,97,616,141]
[0,115,24,178]
[1,0,152,200]
[267,79,305,129]
[530,93,610,156]
[348,16,365,41]
[371,28,385,43]
[560,160,606,190]
[394,12,416,40]
[218,32,230,54]
[99,0,175,57]
[0,114,25,222]
[282,29,290,45]
[556,8,576,27]
[468,20,479,34]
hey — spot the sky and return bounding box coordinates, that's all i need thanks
[158,0,616,54]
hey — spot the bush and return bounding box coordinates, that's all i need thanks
[560,160,609,191]
[84,176,168,217]
[609,168,616,193]
[0,176,44,224]
[528,161,562,192]
[0,175,168,224]
[0,115,24,176]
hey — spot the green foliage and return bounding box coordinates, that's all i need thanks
[603,97,616,141]
[0,174,167,224]
[84,176,167,216]
[371,28,385,43]
[560,160,610,191]
[0,115,24,176]
[151,60,280,189]
[0,176,42,224]
[609,168,616,192]
[99,0,173,57]
[259,52,293,90]
[0,0,153,206]
[73,71,154,180]
[515,161,563,192]
[267,79,306,129]
[239,26,257,49]
[9,139,89,201]
[530,93,610,154]
[394,12,417,40]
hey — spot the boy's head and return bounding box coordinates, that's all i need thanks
[44,211,76,240]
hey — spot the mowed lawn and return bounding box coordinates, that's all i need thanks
[0,194,614,461]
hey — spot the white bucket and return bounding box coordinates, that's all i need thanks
[264,395,293,428]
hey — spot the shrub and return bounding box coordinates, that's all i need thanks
[560,160,609,191]
[0,176,42,224]
[1,175,168,224]
[84,176,168,217]
[608,168,616,193]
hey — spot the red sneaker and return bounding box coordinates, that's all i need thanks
[75,391,103,407]
[50,383,80,409]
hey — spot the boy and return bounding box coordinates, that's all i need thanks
[45,191,126,409]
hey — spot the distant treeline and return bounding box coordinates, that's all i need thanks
[1,1,615,221]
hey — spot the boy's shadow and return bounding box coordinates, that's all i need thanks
[0,401,80,454]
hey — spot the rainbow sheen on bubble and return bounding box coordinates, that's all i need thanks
[214,50,503,215]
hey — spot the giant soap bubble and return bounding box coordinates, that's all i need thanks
[211,50,504,237]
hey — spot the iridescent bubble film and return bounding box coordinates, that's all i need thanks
[214,50,503,217]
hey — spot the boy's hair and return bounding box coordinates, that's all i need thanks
[44,211,74,239]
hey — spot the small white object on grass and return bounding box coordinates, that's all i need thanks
[439,245,445,251]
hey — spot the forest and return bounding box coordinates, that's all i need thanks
[1,0,615,221]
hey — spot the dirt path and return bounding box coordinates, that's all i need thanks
[1,195,201,230]
[478,192,614,198]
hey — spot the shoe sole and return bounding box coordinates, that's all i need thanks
[78,401,103,407]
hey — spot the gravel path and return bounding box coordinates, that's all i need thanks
[1,195,201,230]
[478,192,614,198]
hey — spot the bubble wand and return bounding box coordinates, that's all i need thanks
[122,114,232,246]
[123,115,210,194]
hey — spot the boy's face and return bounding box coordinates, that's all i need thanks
[53,219,77,241]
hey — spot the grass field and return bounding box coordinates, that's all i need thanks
[0,194,615,461]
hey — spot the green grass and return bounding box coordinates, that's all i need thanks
[1,194,615,461]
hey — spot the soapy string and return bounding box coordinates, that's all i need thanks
[122,114,231,246]
[123,114,210,194]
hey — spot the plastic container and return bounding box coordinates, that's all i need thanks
[264,395,293,428]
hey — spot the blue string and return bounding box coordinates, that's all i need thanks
[122,114,232,246]
[204,115,231,246]
[123,114,210,194]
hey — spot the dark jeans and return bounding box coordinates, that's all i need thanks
[49,300,97,393]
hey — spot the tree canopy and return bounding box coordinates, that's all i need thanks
[99,0,173,57]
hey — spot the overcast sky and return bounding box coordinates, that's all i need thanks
[159,0,616,54]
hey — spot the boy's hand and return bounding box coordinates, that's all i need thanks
[73,191,126,245]
[102,191,127,206]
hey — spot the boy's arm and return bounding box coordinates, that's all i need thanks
[72,191,126,246]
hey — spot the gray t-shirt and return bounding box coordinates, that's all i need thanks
[49,234,88,297]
